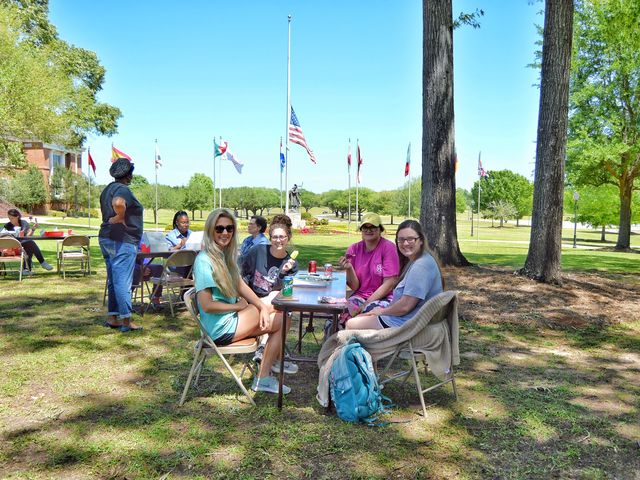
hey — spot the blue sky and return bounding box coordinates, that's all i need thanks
[48,0,542,193]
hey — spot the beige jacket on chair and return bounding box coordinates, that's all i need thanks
[316,290,460,407]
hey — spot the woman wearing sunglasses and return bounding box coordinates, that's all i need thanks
[193,209,294,394]
[346,219,444,330]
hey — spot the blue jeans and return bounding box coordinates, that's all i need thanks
[99,238,137,319]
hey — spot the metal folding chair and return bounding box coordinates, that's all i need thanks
[0,237,26,281]
[179,287,258,406]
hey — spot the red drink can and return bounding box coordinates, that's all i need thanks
[308,260,317,273]
[324,263,333,279]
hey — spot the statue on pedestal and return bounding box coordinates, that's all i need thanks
[289,184,301,212]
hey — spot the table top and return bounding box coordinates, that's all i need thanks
[17,234,97,241]
[271,270,347,313]
[137,250,174,260]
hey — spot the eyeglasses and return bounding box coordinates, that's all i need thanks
[397,237,420,244]
[361,225,379,232]
[271,235,288,241]
[214,225,235,233]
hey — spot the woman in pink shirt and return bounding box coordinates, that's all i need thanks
[338,213,400,323]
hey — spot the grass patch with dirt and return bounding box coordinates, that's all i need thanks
[0,231,638,479]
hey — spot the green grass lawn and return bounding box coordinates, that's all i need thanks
[1,220,638,478]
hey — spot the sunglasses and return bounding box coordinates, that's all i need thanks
[214,225,235,233]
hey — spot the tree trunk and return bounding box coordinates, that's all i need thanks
[616,175,633,250]
[601,225,606,242]
[421,0,470,266]
[519,0,573,284]
[390,214,394,225]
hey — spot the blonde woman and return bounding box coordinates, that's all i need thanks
[193,209,292,394]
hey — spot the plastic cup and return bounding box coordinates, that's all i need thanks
[68,229,73,235]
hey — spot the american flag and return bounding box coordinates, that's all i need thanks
[478,154,486,177]
[289,107,316,164]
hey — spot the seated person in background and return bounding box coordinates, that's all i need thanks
[194,209,295,394]
[346,220,444,330]
[241,215,298,373]
[239,215,269,259]
[166,210,192,251]
[3,208,53,274]
[338,213,399,323]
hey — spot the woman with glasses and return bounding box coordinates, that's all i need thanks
[194,209,295,394]
[346,219,444,330]
[337,212,399,323]
[240,215,299,375]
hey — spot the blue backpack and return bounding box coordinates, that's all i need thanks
[330,339,391,425]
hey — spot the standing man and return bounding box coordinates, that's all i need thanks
[239,215,269,259]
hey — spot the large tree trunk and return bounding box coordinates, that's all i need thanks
[421,0,470,267]
[519,0,574,284]
[616,175,633,250]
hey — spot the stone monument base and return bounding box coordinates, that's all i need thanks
[288,212,305,229]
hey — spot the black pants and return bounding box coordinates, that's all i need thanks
[19,240,45,270]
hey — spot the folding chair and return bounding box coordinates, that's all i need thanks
[376,292,459,417]
[147,250,196,316]
[179,287,258,406]
[0,237,26,281]
[57,235,91,278]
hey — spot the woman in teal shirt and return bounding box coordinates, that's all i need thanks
[194,208,294,395]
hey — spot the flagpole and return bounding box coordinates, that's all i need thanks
[279,137,283,210]
[87,148,91,229]
[477,151,481,249]
[348,138,351,234]
[219,136,223,208]
[284,14,292,215]
[212,139,217,210]
[154,139,158,231]
[355,139,360,223]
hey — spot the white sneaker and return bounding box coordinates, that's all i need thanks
[40,261,53,271]
[251,376,291,394]
[271,361,299,375]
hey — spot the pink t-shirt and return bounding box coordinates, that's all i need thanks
[347,237,400,300]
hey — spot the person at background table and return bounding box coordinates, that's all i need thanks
[3,208,53,273]
[238,215,269,260]
[346,219,444,330]
[99,157,144,332]
[338,212,399,322]
[194,209,294,394]
[241,215,299,374]
[166,210,192,251]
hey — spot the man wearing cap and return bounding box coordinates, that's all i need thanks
[338,212,400,323]
[99,157,144,332]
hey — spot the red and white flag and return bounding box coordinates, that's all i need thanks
[404,143,411,177]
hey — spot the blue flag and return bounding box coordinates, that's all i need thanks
[280,138,285,172]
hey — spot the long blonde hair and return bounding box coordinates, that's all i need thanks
[202,209,240,298]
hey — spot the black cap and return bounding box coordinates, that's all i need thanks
[109,158,134,179]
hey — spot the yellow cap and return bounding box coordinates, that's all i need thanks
[359,213,382,229]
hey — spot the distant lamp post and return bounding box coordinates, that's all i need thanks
[572,191,580,248]
[73,180,78,217]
